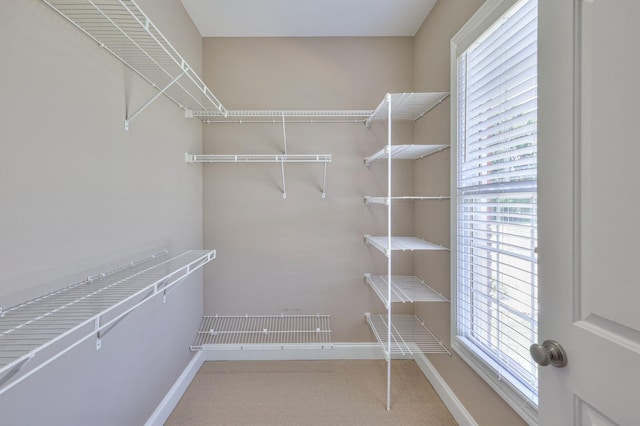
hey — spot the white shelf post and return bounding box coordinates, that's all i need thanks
[386,93,392,411]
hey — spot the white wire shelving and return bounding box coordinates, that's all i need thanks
[185,154,331,163]
[39,0,227,130]
[365,314,450,358]
[364,275,448,308]
[365,235,448,257]
[190,110,374,124]
[190,314,332,351]
[0,249,215,396]
[365,92,450,127]
[187,107,334,199]
[363,93,451,411]
[364,144,449,166]
[364,196,450,205]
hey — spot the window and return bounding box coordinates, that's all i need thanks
[451,0,538,422]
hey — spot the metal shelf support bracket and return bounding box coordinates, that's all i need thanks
[125,71,186,131]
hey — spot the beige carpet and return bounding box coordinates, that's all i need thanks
[166,360,457,425]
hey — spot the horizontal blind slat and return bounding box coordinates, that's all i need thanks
[456,0,538,405]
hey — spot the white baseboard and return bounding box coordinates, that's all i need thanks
[145,351,205,426]
[147,345,475,426]
[201,343,383,361]
[413,352,478,426]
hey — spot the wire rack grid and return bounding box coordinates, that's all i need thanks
[366,314,450,358]
[364,275,449,306]
[40,0,226,120]
[190,109,375,124]
[185,154,332,163]
[366,92,450,126]
[364,145,449,166]
[191,314,333,350]
[0,249,215,395]
[365,235,449,257]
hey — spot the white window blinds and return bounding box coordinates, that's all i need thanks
[455,0,538,407]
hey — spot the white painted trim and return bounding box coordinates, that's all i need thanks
[452,339,537,425]
[147,344,476,425]
[450,1,540,425]
[201,343,384,361]
[413,352,478,426]
[145,351,205,426]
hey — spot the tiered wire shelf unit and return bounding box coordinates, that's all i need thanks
[364,92,451,411]
[191,314,332,351]
[0,250,215,396]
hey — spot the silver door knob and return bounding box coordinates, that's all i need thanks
[530,340,568,368]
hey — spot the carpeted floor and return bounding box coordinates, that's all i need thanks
[166,360,457,425]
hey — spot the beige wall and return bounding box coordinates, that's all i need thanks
[1,0,531,422]
[201,37,417,341]
[202,6,528,423]
[0,0,204,423]
[413,0,527,424]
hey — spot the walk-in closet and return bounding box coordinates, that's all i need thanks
[0,0,562,425]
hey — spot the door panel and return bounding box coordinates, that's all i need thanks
[538,0,640,424]
[578,0,640,333]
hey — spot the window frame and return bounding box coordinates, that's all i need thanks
[450,0,538,424]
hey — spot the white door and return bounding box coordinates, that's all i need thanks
[538,0,640,424]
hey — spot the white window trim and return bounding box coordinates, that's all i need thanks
[450,0,538,424]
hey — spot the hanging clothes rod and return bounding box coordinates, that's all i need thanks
[188,110,374,124]
[185,154,331,163]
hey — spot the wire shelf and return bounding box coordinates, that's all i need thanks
[0,250,215,395]
[366,92,450,126]
[366,314,450,357]
[185,154,332,163]
[191,314,333,350]
[39,0,226,127]
[364,275,448,307]
[365,236,448,257]
[364,196,450,205]
[364,145,449,166]
[190,109,374,124]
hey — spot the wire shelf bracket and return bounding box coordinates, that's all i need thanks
[191,314,333,351]
[0,249,215,396]
[39,0,227,130]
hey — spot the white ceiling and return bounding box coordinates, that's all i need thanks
[180,0,438,37]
